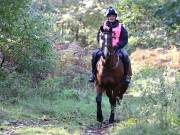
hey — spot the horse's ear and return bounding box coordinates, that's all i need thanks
[100,26,104,32]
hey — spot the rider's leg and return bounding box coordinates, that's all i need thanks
[89,49,102,83]
[119,49,130,84]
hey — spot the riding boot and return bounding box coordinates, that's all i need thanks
[89,75,96,83]
[89,49,102,83]
[89,58,96,83]
[122,56,130,84]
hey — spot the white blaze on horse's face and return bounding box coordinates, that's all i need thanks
[103,34,108,58]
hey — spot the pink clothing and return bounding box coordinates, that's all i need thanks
[103,21,122,47]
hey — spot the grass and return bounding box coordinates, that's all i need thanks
[109,66,180,135]
[0,83,111,134]
[0,67,179,134]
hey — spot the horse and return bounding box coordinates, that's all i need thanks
[95,29,132,123]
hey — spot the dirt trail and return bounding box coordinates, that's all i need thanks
[84,120,117,135]
[0,119,57,135]
[1,119,120,135]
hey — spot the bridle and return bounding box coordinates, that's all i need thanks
[101,31,120,69]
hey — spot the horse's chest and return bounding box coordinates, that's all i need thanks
[99,70,117,85]
[96,58,122,86]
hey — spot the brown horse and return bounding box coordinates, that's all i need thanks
[95,29,132,123]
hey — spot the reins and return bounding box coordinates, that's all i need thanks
[101,31,120,70]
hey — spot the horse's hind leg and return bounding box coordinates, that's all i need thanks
[116,95,123,105]
[96,93,103,122]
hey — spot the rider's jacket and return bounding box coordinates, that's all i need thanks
[97,20,128,49]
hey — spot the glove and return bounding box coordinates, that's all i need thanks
[103,26,110,31]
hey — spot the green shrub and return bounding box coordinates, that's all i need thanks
[0,72,31,100]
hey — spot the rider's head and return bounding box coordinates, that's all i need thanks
[106,7,117,22]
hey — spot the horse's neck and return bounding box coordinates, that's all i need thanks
[104,54,118,68]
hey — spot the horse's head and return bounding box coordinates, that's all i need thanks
[100,29,113,59]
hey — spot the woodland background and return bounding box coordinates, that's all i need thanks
[0,0,179,134]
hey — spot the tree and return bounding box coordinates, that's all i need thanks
[0,0,54,80]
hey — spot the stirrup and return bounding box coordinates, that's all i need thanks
[123,75,130,84]
[89,75,95,83]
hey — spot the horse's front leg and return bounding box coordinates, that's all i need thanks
[109,96,116,123]
[96,94,103,122]
[96,87,103,122]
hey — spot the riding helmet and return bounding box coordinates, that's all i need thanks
[106,7,118,17]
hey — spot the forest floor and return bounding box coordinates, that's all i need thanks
[130,46,180,69]
[1,117,118,134]
[0,46,179,135]
[0,94,136,135]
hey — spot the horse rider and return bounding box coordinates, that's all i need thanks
[89,7,130,84]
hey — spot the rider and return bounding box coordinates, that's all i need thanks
[89,7,130,84]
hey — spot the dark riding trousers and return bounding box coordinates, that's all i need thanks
[91,48,129,75]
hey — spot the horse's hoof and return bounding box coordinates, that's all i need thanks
[116,98,121,105]
[109,113,114,123]
[97,116,103,122]
[109,118,114,124]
